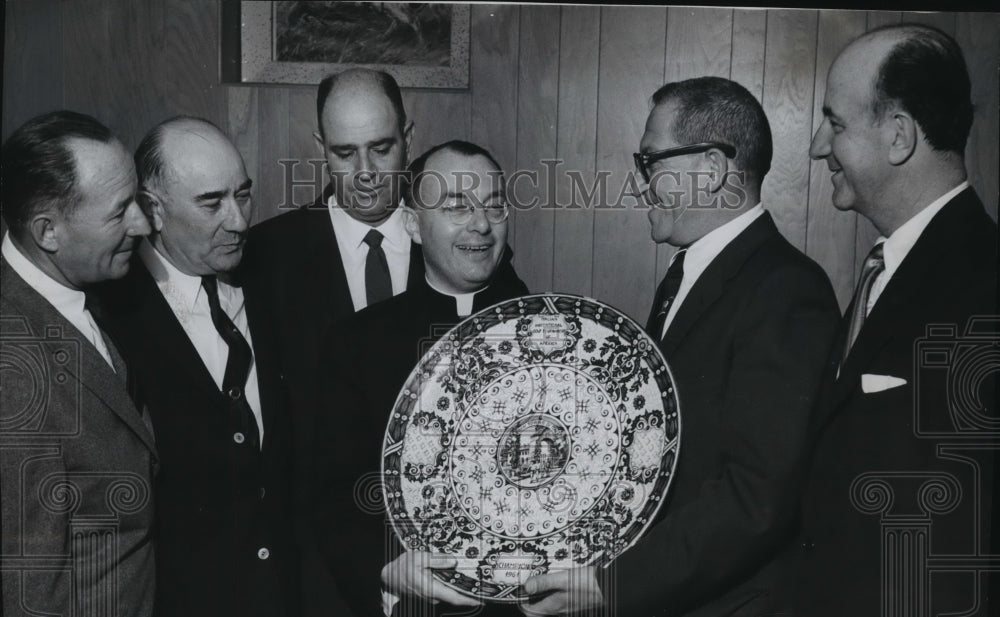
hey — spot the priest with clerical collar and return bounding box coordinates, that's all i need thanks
[312,140,528,617]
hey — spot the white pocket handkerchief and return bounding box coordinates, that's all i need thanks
[862,373,907,393]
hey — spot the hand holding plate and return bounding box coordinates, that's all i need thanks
[519,566,605,616]
[381,550,483,607]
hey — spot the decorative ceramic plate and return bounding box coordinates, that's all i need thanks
[382,294,680,603]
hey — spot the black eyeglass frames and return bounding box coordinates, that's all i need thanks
[633,142,737,183]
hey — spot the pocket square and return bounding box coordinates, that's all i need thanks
[862,373,907,393]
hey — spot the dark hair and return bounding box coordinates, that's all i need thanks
[869,24,972,155]
[404,140,504,208]
[651,76,772,182]
[134,115,224,189]
[1,110,114,236]
[316,69,407,137]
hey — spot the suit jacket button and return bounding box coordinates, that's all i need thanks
[233,432,246,444]
[228,387,242,400]
[257,547,270,560]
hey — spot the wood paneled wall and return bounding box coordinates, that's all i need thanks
[4,2,998,321]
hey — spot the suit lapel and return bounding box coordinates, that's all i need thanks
[305,189,354,319]
[832,189,985,401]
[126,263,224,397]
[0,259,157,455]
[659,213,779,357]
[245,294,280,452]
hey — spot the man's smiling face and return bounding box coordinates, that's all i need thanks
[407,149,507,294]
[810,38,892,217]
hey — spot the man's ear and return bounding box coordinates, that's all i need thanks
[402,205,422,245]
[403,120,414,162]
[887,111,917,166]
[27,212,59,253]
[704,148,731,194]
[314,130,325,154]
[137,189,165,232]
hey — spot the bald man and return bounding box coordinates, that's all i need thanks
[791,24,997,616]
[98,117,297,617]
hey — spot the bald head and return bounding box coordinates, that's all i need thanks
[135,116,252,276]
[840,24,973,154]
[316,69,406,138]
[135,116,240,191]
[810,23,971,235]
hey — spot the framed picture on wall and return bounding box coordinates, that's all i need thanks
[225,1,470,88]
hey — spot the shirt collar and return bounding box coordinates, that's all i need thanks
[139,240,205,310]
[681,203,765,280]
[879,181,969,277]
[327,194,410,252]
[424,275,482,317]
[1,232,86,316]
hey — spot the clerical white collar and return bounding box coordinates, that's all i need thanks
[424,275,485,317]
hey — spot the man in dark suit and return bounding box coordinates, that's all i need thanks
[243,67,415,617]
[520,77,841,617]
[1,111,157,616]
[313,141,528,616]
[243,69,521,616]
[98,116,297,617]
[792,24,997,616]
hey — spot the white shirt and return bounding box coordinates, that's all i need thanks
[2,233,115,369]
[327,196,411,311]
[425,275,479,317]
[139,241,264,444]
[865,181,969,316]
[660,204,766,338]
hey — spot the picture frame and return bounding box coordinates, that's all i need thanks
[231,1,470,89]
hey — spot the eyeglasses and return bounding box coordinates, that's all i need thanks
[440,201,510,225]
[633,142,737,183]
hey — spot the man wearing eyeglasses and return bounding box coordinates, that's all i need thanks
[241,69,524,617]
[312,141,527,617]
[519,77,840,617]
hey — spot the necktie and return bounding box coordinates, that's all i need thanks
[202,276,260,448]
[841,242,885,366]
[83,292,124,376]
[364,228,393,306]
[649,249,687,340]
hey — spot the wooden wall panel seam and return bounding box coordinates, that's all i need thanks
[591,7,604,301]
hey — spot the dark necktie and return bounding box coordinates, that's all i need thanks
[841,242,885,366]
[202,276,260,448]
[364,228,393,306]
[84,292,127,380]
[648,249,687,340]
